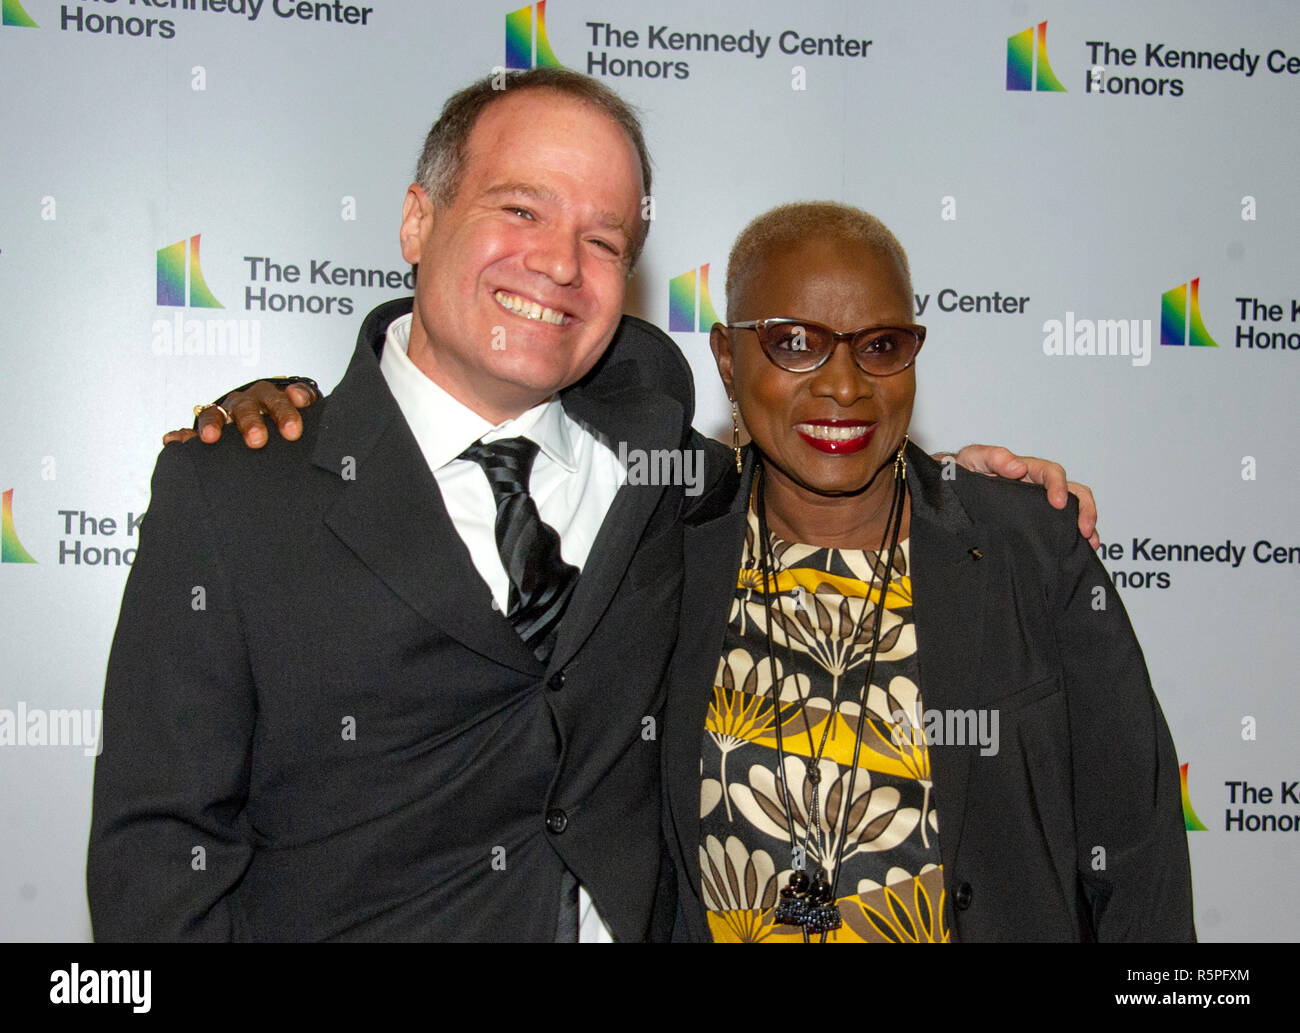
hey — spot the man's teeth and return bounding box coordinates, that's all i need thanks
[796,423,870,441]
[494,290,566,325]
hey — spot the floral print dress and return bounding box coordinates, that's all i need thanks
[699,505,951,942]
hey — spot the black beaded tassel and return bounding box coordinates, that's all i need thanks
[774,869,810,927]
[774,867,841,932]
[803,869,842,933]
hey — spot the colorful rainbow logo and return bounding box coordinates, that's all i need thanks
[1,489,37,564]
[2,0,38,27]
[1006,21,1066,92]
[669,264,721,333]
[1180,762,1208,832]
[1161,278,1218,347]
[156,234,223,309]
[505,1,562,69]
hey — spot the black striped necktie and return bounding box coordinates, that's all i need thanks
[459,437,579,663]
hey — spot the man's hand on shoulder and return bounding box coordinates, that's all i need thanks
[944,443,1100,551]
[162,379,320,449]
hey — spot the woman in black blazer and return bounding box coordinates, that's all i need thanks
[662,202,1194,943]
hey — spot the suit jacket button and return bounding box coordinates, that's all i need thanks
[546,809,569,834]
[954,882,973,910]
[547,671,565,692]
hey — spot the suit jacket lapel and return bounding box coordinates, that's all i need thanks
[906,442,986,879]
[312,301,543,676]
[665,453,752,921]
[547,360,684,671]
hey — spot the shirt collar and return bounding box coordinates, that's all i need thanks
[378,313,579,473]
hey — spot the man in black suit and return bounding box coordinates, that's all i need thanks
[88,69,698,941]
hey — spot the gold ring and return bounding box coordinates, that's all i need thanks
[193,403,233,423]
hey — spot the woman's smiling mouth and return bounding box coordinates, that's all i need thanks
[794,420,875,454]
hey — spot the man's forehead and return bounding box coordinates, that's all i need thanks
[469,89,606,147]
[464,90,641,188]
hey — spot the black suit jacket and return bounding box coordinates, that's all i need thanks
[89,298,701,941]
[664,442,1195,941]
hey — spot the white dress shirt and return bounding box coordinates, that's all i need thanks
[379,313,625,942]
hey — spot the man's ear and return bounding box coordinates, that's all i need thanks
[709,322,735,399]
[400,184,434,265]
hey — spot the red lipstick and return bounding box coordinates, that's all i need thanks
[794,420,875,455]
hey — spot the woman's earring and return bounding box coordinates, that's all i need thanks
[732,400,743,473]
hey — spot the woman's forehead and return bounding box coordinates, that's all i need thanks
[735,237,912,319]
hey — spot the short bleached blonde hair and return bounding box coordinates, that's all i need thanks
[725,201,912,318]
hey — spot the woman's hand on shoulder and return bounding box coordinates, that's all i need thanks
[162,380,320,449]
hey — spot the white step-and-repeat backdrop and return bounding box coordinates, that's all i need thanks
[1,0,1296,941]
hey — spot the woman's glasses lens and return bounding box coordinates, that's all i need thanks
[758,321,919,375]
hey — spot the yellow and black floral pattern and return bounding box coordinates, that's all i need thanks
[700,506,951,943]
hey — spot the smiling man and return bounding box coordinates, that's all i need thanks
[89,69,698,943]
[399,86,643,423]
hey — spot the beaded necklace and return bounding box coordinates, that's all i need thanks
[754,437,909,943]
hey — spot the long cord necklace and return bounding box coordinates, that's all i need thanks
[755,437,909,942]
